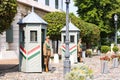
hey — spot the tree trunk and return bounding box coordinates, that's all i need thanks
[86,42,91,49]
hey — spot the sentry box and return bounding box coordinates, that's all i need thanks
[61,22,80,64]
[18,8,47,72]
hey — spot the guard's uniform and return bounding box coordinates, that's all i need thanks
[43,40,51,72]
[77,41,82,62]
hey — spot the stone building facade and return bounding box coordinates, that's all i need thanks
[0,0,61,59]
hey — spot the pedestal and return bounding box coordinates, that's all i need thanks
[112,58,118,68]
[54,54,59,63]
[101,60,108,74]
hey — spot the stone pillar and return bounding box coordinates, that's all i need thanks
[0,32,7,51]
[0,32,8,59]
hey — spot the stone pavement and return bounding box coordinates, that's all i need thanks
[0,59,64,80]
[0,55,120,80]
[83,56,120,80]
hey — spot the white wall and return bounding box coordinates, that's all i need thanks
[38,0,45,5]
[50,0,55,9]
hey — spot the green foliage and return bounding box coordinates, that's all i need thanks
[101,37,111,45]
[70,13,100,47]
[43,12,66,40]
[113,46,119,53]
[101,46,110,53]
[74,0,120,44]
[0,0,17,34]
[65,64,93,80]
[117,35,120,44]
[43,12,100,46]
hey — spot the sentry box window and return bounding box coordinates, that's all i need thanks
[20,31,24,42]
[63,35,75,43]
[30,30,37,42]
[70,35,75,43]
[64,35,66,43]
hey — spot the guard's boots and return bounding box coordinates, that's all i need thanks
[45,66,48,72]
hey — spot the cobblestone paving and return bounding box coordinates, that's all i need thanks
[83,56,120,80]
[1,55,120,80]
[0,62,64,80]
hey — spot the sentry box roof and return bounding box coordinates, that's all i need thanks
[18,7,47,24]
[61,22,80,32]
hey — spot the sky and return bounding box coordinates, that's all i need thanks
[62,0,78,16]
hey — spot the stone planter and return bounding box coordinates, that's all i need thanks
[112,58,119,68]
[101,60,108,74]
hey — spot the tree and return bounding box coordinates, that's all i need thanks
[0,0,17,34]
[74,0,120,44]
[43,12,66,40]
[70,13,100,48]
[43,12,100,49]
[43,12,66,53]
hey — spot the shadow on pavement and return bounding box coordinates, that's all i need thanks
[0,64,19,77]
[50,67,56,73]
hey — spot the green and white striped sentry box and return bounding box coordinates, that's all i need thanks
[18,9,47,72]
[61,22,80,64]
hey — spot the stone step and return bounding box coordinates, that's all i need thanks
[0,59,19,64]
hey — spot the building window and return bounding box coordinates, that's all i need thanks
[30,31,37,42]
[34,0,38,2]
[55,0,58,9]
[6,26,13,43]
[45,0,49,6]
[70,35,74,43]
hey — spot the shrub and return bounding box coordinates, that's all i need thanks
[86,49,92,57]
[101,46,110,53]
[112,46,119,53]
[65,64,93,80]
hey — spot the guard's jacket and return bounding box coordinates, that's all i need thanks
[43,41,51,57]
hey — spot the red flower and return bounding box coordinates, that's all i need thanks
[100,56,110,61]
[111,55,118,59]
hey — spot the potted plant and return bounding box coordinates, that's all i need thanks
[111,54,119,68]
[100,56,110,74]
